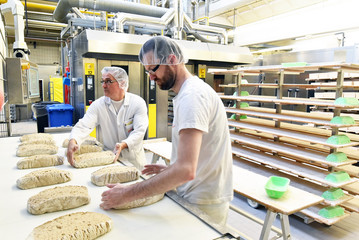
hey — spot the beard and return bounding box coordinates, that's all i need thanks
[158,65,176,90]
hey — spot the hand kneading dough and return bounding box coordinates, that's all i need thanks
[17,168,72,190]
[91,165,139,186]
[17,144,58,157]
[115,193,164,210]
[20,133,53,142]
[26,212,112,240]
[17,155,64,169]
[27,186,90,215]
[73,151,114,168]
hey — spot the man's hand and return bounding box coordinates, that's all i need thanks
[141,164,167,175]
[100,183,129,210]
[113,142,128,163]
[67,139,79,167]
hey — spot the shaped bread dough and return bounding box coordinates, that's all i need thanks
[91,165,140,186]
[62,137,104,148]
[64,145,103,157]
[114,193,164,210]
[75,145,103,155]
[73,151,114,168]
[16,168,72,190]
[17,155,64,169]
[27,185,90,215]
[20,133,53,142]
[17,144,58,157]
[19,138,56,146]
[26,212,112,240]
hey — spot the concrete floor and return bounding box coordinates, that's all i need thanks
[10,120,359,240]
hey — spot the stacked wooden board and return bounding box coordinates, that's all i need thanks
[209,63,359,225]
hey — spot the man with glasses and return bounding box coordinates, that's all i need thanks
[67,67,148,170]
[100,36,233,226]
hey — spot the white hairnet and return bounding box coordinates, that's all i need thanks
[139,36,187,66]
[101,67,128,91]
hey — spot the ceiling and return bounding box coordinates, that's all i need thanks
[1,0,329,43]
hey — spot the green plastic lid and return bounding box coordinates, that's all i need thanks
[240,102,249,108]
[318,206,345,219]
[240,91,250,96]
[325,171,350,183]
[326,135,351,145]
[334,97,359,106]
[325,152,348,163]
[281,62,307,67]
[321,188,344,201]
[330,116,355,125]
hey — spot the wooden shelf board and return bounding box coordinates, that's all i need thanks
[220,95,359,109]
[335,165,359,178]
[340,197,359,213]
[230,132,356,167]
[246,107,333,120]
[226,108,359,128]
[232,144,357,188]
[233,156,353,207]
[228,119,359,148]
[236,128,359,161]
[240,117,359,142]
[232,165,323,215]
[209,63,359,76]
[342,180,359,195]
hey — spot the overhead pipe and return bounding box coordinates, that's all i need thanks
[27,19,67,29]
[116,8,175,33]
[54,0,168,23]
[183,14,228,44]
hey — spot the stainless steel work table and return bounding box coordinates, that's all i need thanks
[0,133,235,240]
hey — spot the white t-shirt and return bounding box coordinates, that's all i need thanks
[171,76,233,205]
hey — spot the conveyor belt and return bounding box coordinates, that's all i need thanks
[0,133,244,240]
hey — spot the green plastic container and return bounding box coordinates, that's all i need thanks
[230,114,247,120]
[325,171,350,183]
[334,97,359,106]
[265,176,290,199]
[326,135,351,145]
[321,188,345,201]
[281,62,307,67]
[318,206,345,219]
[240,102,249,108]
[326,152,348,163]
[330,116,355,125]
[240,91,250,96]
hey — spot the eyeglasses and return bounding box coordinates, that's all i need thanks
[145,64,160,75]
[100,80,116,85]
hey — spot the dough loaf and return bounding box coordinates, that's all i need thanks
[16,144,58,157]
[26,212,112,240]
[114,193,164,210]
[91,165,140,186]
[17,168,72,190]
[62,137,104,148]
[73,151,114,168]
[20,133,53,142]
[19,139,56,146]
[17,155,64,169]
[75,145,103,155]
[27,185,90,215]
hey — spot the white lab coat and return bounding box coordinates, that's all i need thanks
[70,92,149,169]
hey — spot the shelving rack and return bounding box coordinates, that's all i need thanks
[209,63,359,225]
